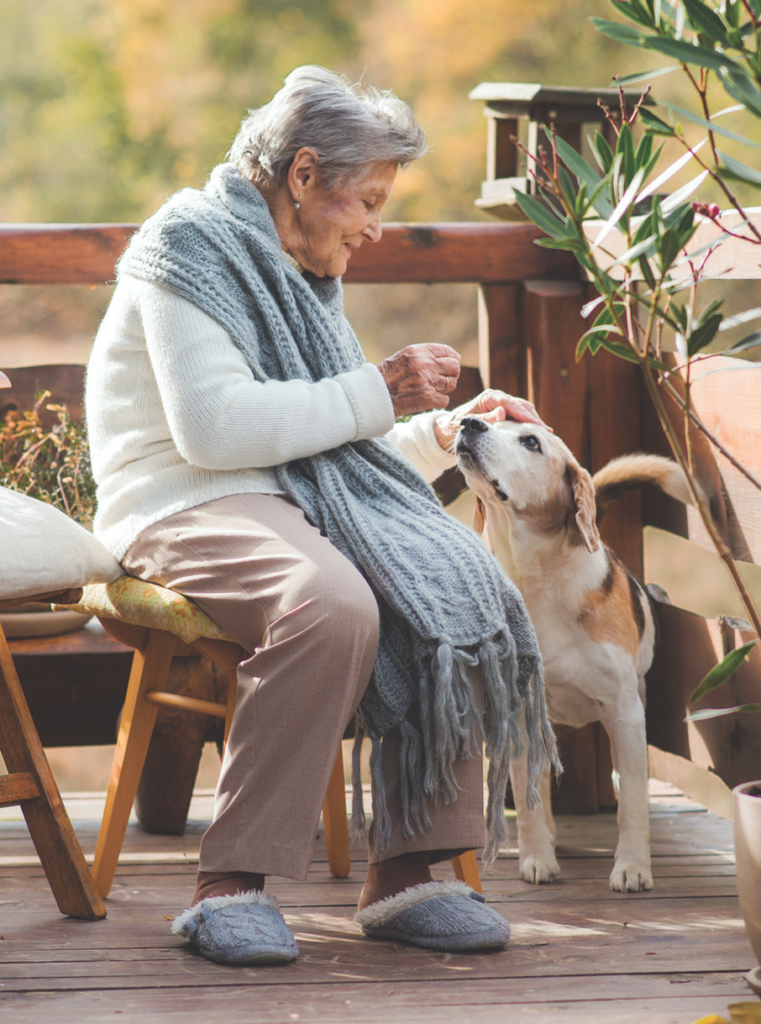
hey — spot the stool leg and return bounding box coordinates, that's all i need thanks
[452,850,482,893]
[0,627,106,920]
[92,629,176,898]
[322,745,351,878]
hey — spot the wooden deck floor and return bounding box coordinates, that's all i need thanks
[0,780,758,1024]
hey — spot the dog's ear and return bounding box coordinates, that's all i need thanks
[566,462,600,553]
[473,496,486,535]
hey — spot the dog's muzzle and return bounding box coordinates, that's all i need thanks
[455,416,488,458]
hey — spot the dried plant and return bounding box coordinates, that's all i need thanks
[0,390,96,526]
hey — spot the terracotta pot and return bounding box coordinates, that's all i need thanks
[733,780,761,971]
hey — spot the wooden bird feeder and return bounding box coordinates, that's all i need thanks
[469,82,650,220]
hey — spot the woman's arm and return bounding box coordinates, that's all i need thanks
[137,278,394,469]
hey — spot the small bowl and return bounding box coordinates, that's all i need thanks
[745,968,761,998]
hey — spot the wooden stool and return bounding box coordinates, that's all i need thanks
[60,577,482,897]
[0,590,106,920]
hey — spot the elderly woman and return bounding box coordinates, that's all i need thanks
[86,65,557,966]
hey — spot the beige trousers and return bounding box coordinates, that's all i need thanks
[122,493,485,881]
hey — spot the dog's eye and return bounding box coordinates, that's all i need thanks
[520,435,542,454]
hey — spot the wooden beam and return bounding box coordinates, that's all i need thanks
[0,770,38,806]
[0,222,577,286]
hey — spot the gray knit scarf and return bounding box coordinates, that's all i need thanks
[118,162,560,864]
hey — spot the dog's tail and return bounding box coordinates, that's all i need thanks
[593,453,697,523]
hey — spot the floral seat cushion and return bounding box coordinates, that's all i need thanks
[58,575,236,646]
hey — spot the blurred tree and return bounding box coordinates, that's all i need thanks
[0,0,358,222]
[0,0,705,365]
[1,0,657,224]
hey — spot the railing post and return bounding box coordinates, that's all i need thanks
[478,283,522,395]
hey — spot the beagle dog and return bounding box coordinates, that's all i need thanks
[454,416,693,892]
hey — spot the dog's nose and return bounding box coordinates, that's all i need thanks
[461,416,488,433]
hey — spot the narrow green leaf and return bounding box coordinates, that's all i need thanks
[720,306,761,330]
[686,703,761,722]
[658,99,761,150]
[611,233,658,266]
[554,135,615,220]
[689,640,759,703]
[687,312,723,356]
[635,132,654,170]
[639,107,676,136]
[585,176,615,220]
[580,294,607,319]
[642,140,666,181]
[719,67,761,117]
[661,170,709,214]
[590,16,647,47]
[513,191,567,239]
[645,35,744,73]
[671,302,689,334]
[598,337,639,362]
[658,227,681,272]
[727,329,761,353]
[636,139,707,205]
[558,164,578,206]
[576,334,591,361]
[639,254,656,289]
[591,130,615,174]
[613,66,680,86]
[617,122,637,185]
[592,166,646,250]
[698,298,725,325]
[615,0,657,29]
[725,0,742,28]
[682,0,730,45]
[535,236,588,253]
[717,148,761,187]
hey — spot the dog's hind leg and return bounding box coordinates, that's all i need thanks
[510,745,560,885]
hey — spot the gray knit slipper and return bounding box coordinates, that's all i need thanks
[354,879,510,952]
[171,891,298,965]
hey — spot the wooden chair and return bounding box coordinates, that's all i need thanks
[59,576,482,897]
[0,589,106,920]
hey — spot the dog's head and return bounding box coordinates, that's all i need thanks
[454,417,600,553]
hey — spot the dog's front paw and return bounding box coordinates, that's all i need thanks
[609,860,653,892]
[519,851,560,885]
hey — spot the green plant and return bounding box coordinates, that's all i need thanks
[512,0,761,718]
[0,390,96,526]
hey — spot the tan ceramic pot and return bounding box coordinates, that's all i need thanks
[733,780,761,969]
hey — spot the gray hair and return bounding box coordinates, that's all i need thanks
[227,65,427,189]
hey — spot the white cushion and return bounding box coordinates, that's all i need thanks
[0,487,123,601]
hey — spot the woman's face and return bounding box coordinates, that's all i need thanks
[286,158,398,278]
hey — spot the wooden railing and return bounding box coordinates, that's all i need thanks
[2,220,759,816]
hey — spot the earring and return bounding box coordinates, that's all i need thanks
[294,199,301,210]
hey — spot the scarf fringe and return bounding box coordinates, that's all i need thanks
[363,630,561,866]
[350,728,367,841]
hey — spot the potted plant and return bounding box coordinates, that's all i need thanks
[0,387,97,636]
[510,0,761,987]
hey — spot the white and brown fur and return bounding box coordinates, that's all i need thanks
[454,416,694,892]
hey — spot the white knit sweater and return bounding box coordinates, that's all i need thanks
[86,273,456,560]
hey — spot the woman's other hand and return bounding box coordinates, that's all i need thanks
[378,344,461,418]
[433,390,550,452]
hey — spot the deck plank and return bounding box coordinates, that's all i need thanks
[0,781,757,1023]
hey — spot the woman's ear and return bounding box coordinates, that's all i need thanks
[288,147,320,201]
[565,461,600,553]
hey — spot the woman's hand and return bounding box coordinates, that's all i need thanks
[433,390,550,452]
[378,344,461,418]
